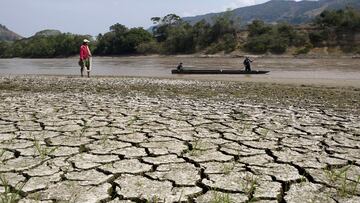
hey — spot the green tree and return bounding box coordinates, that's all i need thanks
[161,14,182,25]
[149,12,240,54]
[276,23,298,45]
[95,24,154,55]
[136,41,161,54]
[0,33,91,58]
[163,23,195,54]
[269,36,288,54]
[314,8,360,31]
[248,20,272,37]
[8,40,25,57]
[95,32,116,55]
[245,20,308,54]
[192,20,212,50]
[309,30,330,46]
[123,28,153,53]
[310,8,360,49]
[223,33,237,53]
[245,34,272,54]
[210,11,239,42]
[151,14,182,42]
[110,23,128,34]
[95,24,127,55]
[0,41,10,57]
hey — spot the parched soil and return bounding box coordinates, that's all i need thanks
[0,75,359,203]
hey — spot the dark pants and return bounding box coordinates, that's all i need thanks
[79,59,91,77]
[79,59,90,71]
[245,64,251,71]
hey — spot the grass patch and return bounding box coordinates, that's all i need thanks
[33,137,58,160]
[186,139,206,156]
[324,165,360,198]
[240,174,258,197]
[0,173,24,203]
[221,162,236,175]
[145,195,164,203]
[0,150,5,164]
[210,192,233,203]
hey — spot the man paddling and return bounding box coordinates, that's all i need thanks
[79,39,92,77]
[243,57,253,72]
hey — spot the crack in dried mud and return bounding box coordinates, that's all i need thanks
[0,76,359,203]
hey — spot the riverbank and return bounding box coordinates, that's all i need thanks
[1,75,359,202]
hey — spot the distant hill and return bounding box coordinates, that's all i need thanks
[0,24,22,41]
[34,29,62,37]
[183,0,360,25]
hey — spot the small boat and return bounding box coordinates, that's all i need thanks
[171,69,269,75]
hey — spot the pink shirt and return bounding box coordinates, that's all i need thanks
[80,45,91,60]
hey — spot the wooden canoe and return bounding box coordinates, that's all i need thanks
[171,69,269,74]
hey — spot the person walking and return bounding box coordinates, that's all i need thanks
[243,57,253,72]
[79,39,92,77]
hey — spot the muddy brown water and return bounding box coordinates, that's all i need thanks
[0,56,359,87]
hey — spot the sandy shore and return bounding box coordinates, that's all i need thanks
[1,75,359,202]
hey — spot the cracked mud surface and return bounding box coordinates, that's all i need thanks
[0,75,360,203]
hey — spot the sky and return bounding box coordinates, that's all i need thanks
[0,0,300,37]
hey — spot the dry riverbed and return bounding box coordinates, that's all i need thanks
[0,75,360,203]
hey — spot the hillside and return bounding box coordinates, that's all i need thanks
[0,24,22,41]
[183,0,360,25]
[34,29,62,37]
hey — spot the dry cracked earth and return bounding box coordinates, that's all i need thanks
[0,76,360,203]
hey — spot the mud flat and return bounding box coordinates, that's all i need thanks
[0,75,359,203]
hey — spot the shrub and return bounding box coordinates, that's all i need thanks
[205,42,224,54]
[244,34,272,54]
[223,33,237,53]
[269,36,288,54]
[136,41,160,54]
[295,43,313,55]
[292,32,310,47]
[309,30,329,46]
[0,41,10,57]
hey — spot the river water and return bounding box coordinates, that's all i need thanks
[0,56,359,87]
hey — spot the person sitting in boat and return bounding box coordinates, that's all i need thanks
[243,57,253,72]
[177,62,183,71]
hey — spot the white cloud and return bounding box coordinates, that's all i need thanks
[222,0,268,11]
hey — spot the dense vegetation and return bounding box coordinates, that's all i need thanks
[0,8,359,58]
[309,7,360,52]
[141,13,238,54]
[94,24,153,55]
[244,20,309,54]
[183,0,360,27]
[0,33,92,58]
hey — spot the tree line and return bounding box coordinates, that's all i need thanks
[0,7,359,58]
[0,33,93,58]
